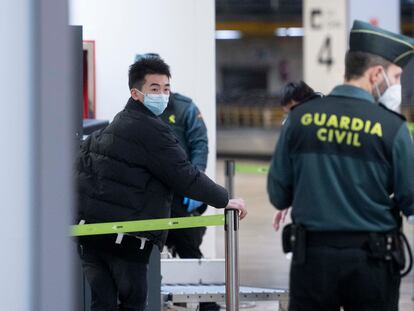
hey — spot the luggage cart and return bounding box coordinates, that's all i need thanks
[161,259,289,311]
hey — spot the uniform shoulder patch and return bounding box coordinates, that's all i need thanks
[168,114,176,124]
[378,103,406,121]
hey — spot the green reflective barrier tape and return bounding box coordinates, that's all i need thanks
[235,163,270,174]
[71,214,225,237]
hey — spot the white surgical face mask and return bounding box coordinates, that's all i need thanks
[375,69,402,113]
[136,90,169,116]
[379,84,402,113]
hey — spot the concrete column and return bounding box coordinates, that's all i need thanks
[0,0,75,310]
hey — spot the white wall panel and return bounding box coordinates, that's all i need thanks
[70,0,218,257]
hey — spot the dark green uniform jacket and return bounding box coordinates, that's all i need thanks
[160,93,208,171]
[268,85,414,232]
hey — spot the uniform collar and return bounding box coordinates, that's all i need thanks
[330,84,375,103]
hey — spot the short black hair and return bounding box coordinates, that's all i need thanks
[344,51,390,81]
[128,56,171,90]
[280,80,315,106]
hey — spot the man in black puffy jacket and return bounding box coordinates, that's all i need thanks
[76,56,247,311]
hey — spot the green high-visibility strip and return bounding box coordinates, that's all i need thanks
[408,122,414,137]
[235,163,270,174]
[71,214,225,237]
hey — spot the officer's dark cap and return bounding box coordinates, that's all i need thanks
[350,20,414,68]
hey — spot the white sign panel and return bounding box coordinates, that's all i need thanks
[304,0,348,94]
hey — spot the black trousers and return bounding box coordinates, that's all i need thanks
[289,246,401,311]
[165,226,206,258]
[79,246,148,311]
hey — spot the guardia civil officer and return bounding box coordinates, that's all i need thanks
[76,56,247,311]
[273,80,323,231]
[267,20,414,311]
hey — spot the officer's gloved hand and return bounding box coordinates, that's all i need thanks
[183,197,203,213]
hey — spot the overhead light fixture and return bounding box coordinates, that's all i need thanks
[275,27,304,37]
[215,30,243,40]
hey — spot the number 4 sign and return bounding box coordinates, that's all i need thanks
[304,0,347,94]
[318,36,333,69]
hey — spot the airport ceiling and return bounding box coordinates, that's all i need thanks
[216,0,414,36]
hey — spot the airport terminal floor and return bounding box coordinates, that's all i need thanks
[214,158,414,311]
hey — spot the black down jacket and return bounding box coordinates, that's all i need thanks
[76,98,228,253]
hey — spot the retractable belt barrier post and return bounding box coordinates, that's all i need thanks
[225,159,239,311]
